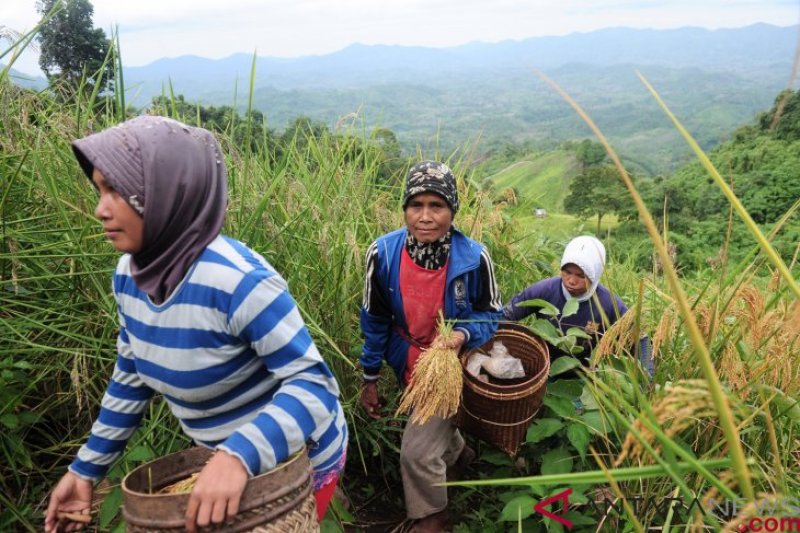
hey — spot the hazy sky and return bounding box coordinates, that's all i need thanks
[3,0,798,75]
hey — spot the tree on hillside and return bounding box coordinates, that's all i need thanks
[758,89,800,142]
[563,165,627,234]
[371,127,405,183]
[36,0,112,92]
[575,139,607,170]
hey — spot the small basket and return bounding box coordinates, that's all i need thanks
[122,447,319,532]
[455,322,550,456]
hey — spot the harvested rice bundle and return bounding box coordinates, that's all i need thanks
[158,471,200,494]
[395,316,463,424]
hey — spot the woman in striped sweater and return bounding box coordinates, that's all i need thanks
[44,116,347,533]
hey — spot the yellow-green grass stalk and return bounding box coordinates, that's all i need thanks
[590,448,644,533]
[443,458,733,488]
[533,69,755,500]
[637,72,800,301]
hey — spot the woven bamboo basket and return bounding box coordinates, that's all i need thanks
[122,447,319,532]
[455,322,550,456]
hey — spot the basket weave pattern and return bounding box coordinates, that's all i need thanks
[123,447,318,532]
[455,323,550,455]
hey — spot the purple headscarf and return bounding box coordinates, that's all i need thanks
[72,115,227,304]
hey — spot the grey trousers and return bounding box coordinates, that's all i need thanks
[400,415,465,519]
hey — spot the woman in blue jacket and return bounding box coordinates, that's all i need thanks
[359,161,501,532]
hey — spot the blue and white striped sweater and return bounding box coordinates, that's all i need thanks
[71,235,347,482]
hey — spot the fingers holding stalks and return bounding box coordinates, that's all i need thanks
[46,511,92,532]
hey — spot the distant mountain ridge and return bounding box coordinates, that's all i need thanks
[123,23,797,95]
[13,24,794,175]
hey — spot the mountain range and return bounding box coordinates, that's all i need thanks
[8,24,799,174]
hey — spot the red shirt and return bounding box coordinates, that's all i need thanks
[399,249,447,384]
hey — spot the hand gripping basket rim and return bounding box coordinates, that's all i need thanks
[456,321,550,455]
[122,447,319,532]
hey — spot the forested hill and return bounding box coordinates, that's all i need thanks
[118,24,798,175]
[482,89,800,271]
[628,90,800,269]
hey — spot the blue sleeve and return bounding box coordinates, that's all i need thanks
[638,335,655,378]
[358,241,392,379]
[359,308,392,377]
[455,248,502,349]
[221,270,342,476]
[502,279,550,321]
[69,325,155,482]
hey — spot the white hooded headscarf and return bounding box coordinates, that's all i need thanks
[560,236,606,302]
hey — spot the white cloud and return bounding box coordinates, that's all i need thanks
[3,0,797,76]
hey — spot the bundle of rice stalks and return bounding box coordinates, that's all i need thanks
[158,471,200,494]
[395,316,463,425]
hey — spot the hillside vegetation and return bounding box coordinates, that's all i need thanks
[486,150,581,212]
[615,90,800,270]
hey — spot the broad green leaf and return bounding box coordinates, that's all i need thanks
[546,379,583,399]
[18,411,41,425]
[541,448,573,475]
[517,298,560,317]
[566,423,591,460]
[581,411,610,435]
[321,516,345,533]
[543,395,577,419]
[549,357,582,376]
[562,298,579,318]
[565,326,592,340]
[0,413,19,429]
[579,386,600,411]
[563,510,596,526]
[99,485,123,528]
[498,494,537,521]
[526,418,564,443]
[481,448,515,466]
[530,319,561,342]
[126,445,155,462]
[329,492,355,522]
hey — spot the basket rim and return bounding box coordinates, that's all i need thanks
[461,322,550,391]
[122,448,306,499]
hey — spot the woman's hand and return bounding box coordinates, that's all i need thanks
[44,471,94,532]
[432,330,466,352]
[360,381,382,420]
[184,450,249,533]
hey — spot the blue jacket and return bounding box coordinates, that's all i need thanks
[359,228,501,384]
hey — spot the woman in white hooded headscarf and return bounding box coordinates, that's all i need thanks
[503,236,653,375]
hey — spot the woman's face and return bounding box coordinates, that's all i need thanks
[561,263,590,297]
[93,168,144,253]
[404,192,453,243]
